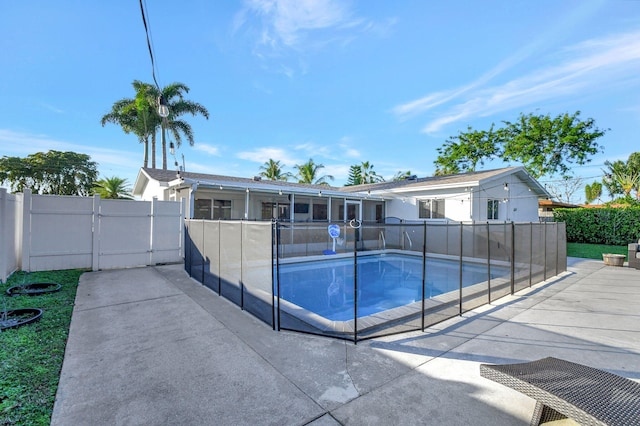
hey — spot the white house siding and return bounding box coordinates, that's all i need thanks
[479,175,540,222]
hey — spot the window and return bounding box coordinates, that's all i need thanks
[261,202,289,220]
[212,199,231,220]
[294,203,309,213]
[487,199,499,220]
[194,199,212,219]
[313,203,327,221]
[418,199,445,219]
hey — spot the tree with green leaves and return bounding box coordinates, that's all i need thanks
[93,176,133,199]
[102,80,209,170]
[258,159,292,181]
[435,125,502,175]
[345,165,362,186]
[434,111,606,179]
[294,158,334,185]
[344,162,384,186]
[585,181,602,205]
[0,151,98,195]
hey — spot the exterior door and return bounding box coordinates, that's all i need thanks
[344,200,361,222]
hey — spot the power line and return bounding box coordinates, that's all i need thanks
[139,0,161,90]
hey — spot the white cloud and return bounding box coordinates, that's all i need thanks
[396,28,640,134]
[241,0,354,48]
[293,141,331,157]
[193,144,221,156]
[236,146,301,166]
[235,0,392,63]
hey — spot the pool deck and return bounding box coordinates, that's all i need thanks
[51,258,640,425]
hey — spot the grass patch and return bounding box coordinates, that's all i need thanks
[0,269,83,425]
[567,242,628,260]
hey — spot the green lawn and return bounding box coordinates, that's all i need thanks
[566,242,628,260]
[0,269,83,425]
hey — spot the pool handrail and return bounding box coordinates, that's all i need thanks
[378,231,386,250]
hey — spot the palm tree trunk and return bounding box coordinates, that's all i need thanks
[161,123,167,170]
[143,137,149,168]
[151,133,157,169]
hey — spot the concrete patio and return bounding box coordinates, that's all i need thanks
[51,257,640,425]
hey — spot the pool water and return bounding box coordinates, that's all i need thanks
[277,253,508,321]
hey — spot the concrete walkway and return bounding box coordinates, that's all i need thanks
[51,258,640,425]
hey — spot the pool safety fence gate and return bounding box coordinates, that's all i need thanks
[184,220,566,343]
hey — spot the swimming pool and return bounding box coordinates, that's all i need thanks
[276,253,510,322]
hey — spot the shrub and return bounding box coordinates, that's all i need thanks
[553,207,640,245]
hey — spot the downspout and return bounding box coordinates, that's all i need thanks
[245,188,249,219]
[189,183,198,219]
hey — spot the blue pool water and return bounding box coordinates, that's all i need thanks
[277,253,509,321]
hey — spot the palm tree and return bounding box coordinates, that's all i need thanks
[152,83,210,170]
[259,159,292,181]
[93,176,133,199]
[614,171,640,198]
[101,81,158,168]
[295,158,334,185]
[360,161,384,184]
[392,170,413,181]
[102,81,209,170]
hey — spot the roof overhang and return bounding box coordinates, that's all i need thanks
[169,177,390,201]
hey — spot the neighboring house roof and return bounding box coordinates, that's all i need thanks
[133,166,551,199]
[538,200,579,209]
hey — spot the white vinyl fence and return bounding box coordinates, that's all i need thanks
[0,188,184,282]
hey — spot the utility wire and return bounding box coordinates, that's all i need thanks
[139,0,161,90]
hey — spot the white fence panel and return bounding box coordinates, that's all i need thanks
[97,199,153,270]
[27,192,94,271]
[0,189,183,278]
[150,200,183,265]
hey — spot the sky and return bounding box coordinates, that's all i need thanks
[1,0,639,202]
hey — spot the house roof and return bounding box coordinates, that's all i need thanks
[133,167,363,198]
[133,166,551,199]
[341,166,550,197]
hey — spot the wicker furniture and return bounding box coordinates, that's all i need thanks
[480,357,640,425]
[629,239,640,270]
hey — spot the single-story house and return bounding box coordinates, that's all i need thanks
[133,166,551,223]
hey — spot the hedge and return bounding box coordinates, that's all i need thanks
[553,207,640,245]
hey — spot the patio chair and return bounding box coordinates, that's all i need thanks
[628,239,640,269]
[480,357,640,426]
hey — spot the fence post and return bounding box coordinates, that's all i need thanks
[0,188,7,282]
[458,222,463,316]
[276,222,282,331]
[486,222,491,302]
[529,222,533,287]
[510,222,515,295]
[555,222,559,276]
[91,194,101,271]
[20,188,31,272]
[421,221,426,332]
[150,197,156,266]
[544,223,548,281]
[179,197,186,259]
